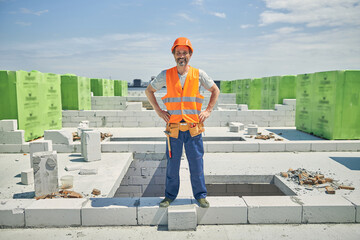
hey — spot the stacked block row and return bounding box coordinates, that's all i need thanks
[296,70,360,139]
[61,106,295,128]
[60,74,91,110]
[0,195,359,227]
[0,70,62,141]
[220,75,296,110]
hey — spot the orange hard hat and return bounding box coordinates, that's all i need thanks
[171,37,193,53]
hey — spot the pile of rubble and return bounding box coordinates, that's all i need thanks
[35,188,101,200]
[254,132,283,141]
[280,168,355,194]
[35,189,83,200]
[72,132,113,141]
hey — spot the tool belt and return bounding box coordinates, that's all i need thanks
[165,122,205,139]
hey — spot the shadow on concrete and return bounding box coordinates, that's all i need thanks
[90,198,139,207]
[69,153,82,157]
[13,191,35,199]
[330,157,360,170]
[14,173,21,178]
[70,157,86,162]
[266,128,324,141]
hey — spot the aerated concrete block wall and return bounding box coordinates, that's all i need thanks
[62,105,295,127]
[91,96,127,110]
[114,154,167,197]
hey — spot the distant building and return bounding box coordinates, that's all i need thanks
[133,79,142,87]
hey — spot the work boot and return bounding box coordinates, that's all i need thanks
[159,197,173,208]
[197,198,210,208]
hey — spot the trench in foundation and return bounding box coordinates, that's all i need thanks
[114,153,295,198]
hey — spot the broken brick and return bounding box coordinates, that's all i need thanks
[326,186,336,194]
[281,172,288,178]
[339,185,355,190]
[92,188,101,195]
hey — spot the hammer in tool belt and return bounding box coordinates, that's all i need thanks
[164,131,172,158]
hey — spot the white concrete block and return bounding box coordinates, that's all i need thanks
[0,199,35,227]
[195,197,247,224]
[229,125,239,132]
[247,127,258,135]
[0,119,17,131]
[81,131,101,162]
[233,143,259,152]
[126,102,142,110]
[275,104,293,111]
[283,99,296,106]
[0,130,24,144]
[168,205,197,231]
[336,141,360,151]
[229,122,244,130]
[295,195,356,223]
[259,142,286,152]
[44,130,73,145]
[0,144,22,153]
[21,168,34,185]
[82,198,138,226]
[62,110,79,116]
[137,197,192,225]
[25,199,87,227]
[32,151,59,197]
[343,196,360,222]
[243,196,302,224]
[238,104,248,111]
[101,142,129,152]
[79,168,98,175]
[30,140,53,167]
[206,142,233,152]
[311,142,337,152]
[285,142,311,152]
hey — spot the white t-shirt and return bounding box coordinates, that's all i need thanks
[150,68,215,91]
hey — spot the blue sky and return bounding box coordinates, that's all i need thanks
[1,0,359,82]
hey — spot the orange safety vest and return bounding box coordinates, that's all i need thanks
[161,66,204,123]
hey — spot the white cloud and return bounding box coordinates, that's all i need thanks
[20,8,48,16]
[275,27,301,34]
[240,24,253,29]
[15,21,32,26]
[192,0,204,6]
[260,0,360,27]
[210,12,226,18]
[177,13,195,22]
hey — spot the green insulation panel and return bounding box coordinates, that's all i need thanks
[90,78,103,96]
[114,80,128,97]
[295,73,314,134]
[261,77,270,109]
[61,74,91,110]
[249,78,262,109]
[220,81,232,93]
[234,80,243,104]
[312,70,345,139]
[269,76,280,109]
[243,79,251,105]
[0,70,43,141]
[340,70,360,139]
[42,73,62,130]
[278,75,296,104]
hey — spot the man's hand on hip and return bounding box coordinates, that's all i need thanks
[199,110,211,123]
[156,109,170,122]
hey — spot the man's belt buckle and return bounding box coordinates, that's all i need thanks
[180,123,187,126]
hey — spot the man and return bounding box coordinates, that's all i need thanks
[145,37,220,208]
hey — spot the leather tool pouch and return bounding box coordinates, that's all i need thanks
[166,123,180,139]
[189,123,205,137]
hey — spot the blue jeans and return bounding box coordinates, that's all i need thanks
[165,130,207,200]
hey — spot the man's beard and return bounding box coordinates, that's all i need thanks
[176,57,187,66]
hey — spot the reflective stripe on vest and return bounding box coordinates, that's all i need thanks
[162,96,204,104]
[167,109,201,115]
